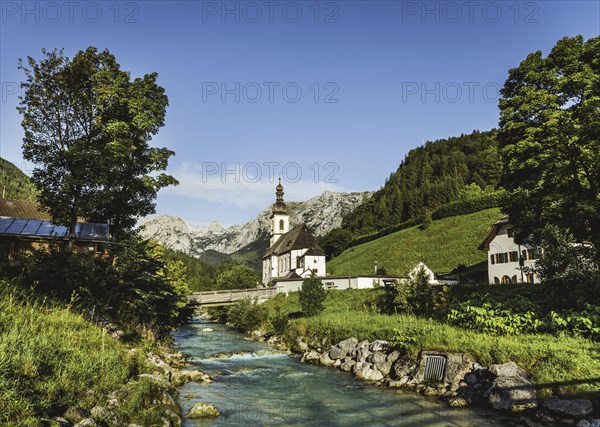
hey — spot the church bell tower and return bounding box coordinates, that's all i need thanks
[270,178,289,247]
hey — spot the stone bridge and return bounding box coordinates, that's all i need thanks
[187,287,283,307]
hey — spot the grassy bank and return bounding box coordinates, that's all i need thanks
[0,280,174,425]
[261,289,600,398]
[327,208,502,276]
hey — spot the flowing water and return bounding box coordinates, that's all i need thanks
[173,315,515,426]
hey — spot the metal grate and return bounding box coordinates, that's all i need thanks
[424,355,446,381]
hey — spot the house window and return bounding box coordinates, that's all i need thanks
[490,254,495,265]
[494,277,500,285]
[507,227,514,238]
[509,251,518,262]
[279,219,285,231]
[526,273,534,283]
[501,275,511,284]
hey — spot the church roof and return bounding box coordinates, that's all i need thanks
[263,224,324,258]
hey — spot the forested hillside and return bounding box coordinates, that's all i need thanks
[0,157,38,201]
[341,130,501,236]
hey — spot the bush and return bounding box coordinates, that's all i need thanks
[299,276,326,317]
[11,238,191,335]
[269,307,289,335]
[385,265,449,317]
[226,298,269,332]
[431,190,505,220]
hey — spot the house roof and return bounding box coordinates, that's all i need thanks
[0,217,110,241]
[263,224,324,258]
[0,198,51,220]
[478,216,510,251]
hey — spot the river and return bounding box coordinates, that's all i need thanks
[173,315,516,426]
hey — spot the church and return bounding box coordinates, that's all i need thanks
[262,181,326,284]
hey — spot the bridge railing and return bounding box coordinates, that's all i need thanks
[188,286,284,306]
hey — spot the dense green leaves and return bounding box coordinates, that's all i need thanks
[17,47,177,239]
[498,35,600,255]
[299,275,326,316]
[341,130,501,236]
[0,158,38,202]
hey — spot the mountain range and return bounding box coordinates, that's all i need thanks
[138,190,372,267]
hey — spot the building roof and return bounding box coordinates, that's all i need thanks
[0,217,110,241]
[0,198,51,220]
[263,224,324,258]
[478,216,510,251]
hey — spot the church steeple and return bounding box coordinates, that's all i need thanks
[270,179,289,246]
[272,178,288,215]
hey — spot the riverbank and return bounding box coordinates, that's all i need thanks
[0,279,211,426]
[209,288,600,425]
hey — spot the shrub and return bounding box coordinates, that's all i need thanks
[226,298,269,332]
[299,276,326,317]
[386,265,449,317]
[269,307,289,335]
[431,190,505,220]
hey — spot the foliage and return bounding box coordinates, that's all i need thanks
[226,298,269,332]
[534,226,600,309]
[269,307,289,335]
[163,248,217,292]
[388,329,417,353]
[339,129,501,236]
[386,265,449,316]
[216,262,261,290]
[319,228,354,259]
[0,279,171,425]
[262,287,600,396]
[17,47,177,239]
[328,208,503,276]
[0,157,38,202]
[498,35,600,255]
[12,238,190,334]
[431,190,506,220]
[299,275,326,317]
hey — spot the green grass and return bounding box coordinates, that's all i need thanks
[263,289,600,398]
[0,280,172,425]
[327,208,503,276]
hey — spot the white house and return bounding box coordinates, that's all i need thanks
[479,217,540,284]
[262,181,326,284]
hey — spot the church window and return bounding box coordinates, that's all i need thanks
[279,219,284,231]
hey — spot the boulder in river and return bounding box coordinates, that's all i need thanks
[485,375,537,412]
[543,397,593,418]
[187,403,221,418]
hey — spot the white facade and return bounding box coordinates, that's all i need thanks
[481,219,540,285]
[262,182,327,284]
[273,275,400,294]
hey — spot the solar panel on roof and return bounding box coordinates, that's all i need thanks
[5,219,28,234]
[21,220,43,235]
[51,225,69,238]
[35,221,56,237]
[0,218,14,234]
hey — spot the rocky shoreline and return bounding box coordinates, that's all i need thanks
[48,341,213,426]
[253,331,599,427]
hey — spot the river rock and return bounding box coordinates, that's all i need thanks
[187,403,221,418]
[485,375,537,412]
[301,350,321,364]
[350,340,370,357]
[355,363,384,382]
[292,337,309,353]
[76,419,97,427]
[369,340,389,352]
[391,357,415,381]
[51,417,70,426]
[355,347,371,363]
[319,352,336,367]
[489,362,530,380]
[374,360,392,376]
[64,406,88,424]
[340,358,356,372]
[366,351,387,365]
[543,398,593,418]
[329,337,359,359]
[387,350,401,364]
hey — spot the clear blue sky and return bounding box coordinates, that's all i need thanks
[1,1,598,226]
